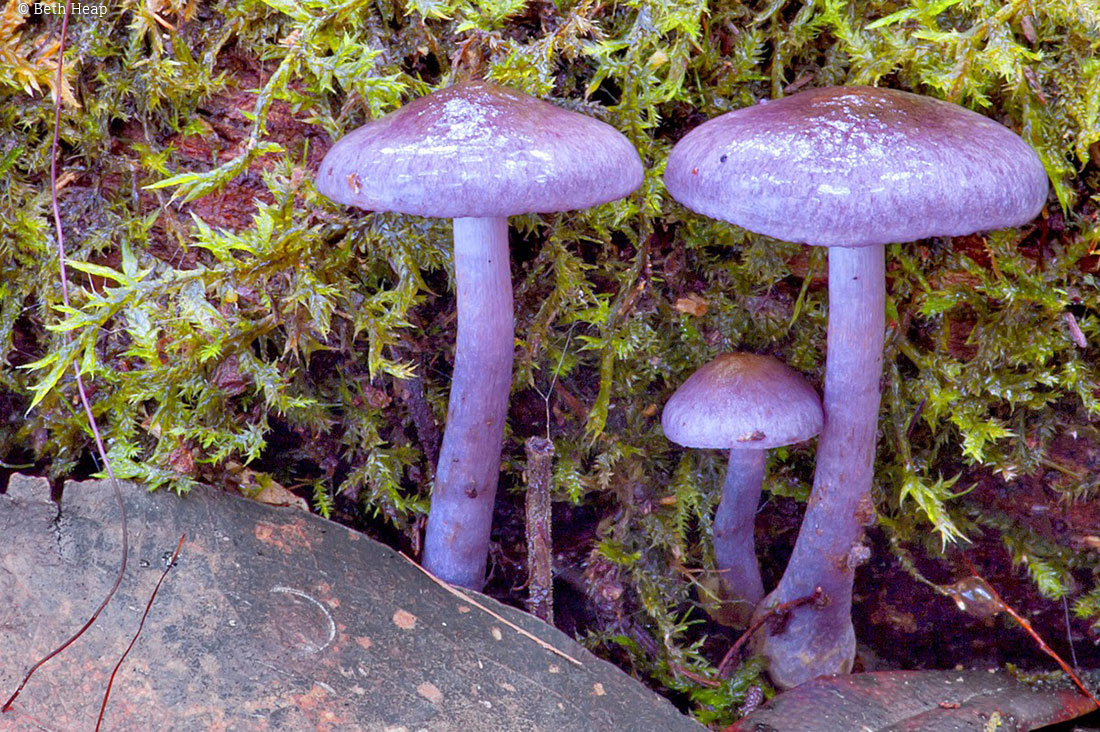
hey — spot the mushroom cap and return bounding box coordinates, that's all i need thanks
[662,353,823,450]
[664,85,1048,247]
[316,81,643,218]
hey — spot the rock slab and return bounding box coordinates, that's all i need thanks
[0,475,703,731]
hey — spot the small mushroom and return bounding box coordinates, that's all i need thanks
[316,81,642,589]
[662,353,822,626]
[665,86,1047,687]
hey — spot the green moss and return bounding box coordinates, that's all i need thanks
[1,0,1098,724]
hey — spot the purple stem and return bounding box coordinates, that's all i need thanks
[713,449,766,620]
[757,244,885,688]
[422,217,514,589]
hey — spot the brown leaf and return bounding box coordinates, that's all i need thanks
[1020,15,1037,43]
[213,355,250,396]
[674,293,708,317]
[729,670,1097,732]
[168,442,195,476]
[252,480,309,513]
[697,570,754,628]
[362,384,392,409]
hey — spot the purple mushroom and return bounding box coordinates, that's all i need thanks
[662,353,822,626]
[316,81,642,589]
[665,86,1047,687]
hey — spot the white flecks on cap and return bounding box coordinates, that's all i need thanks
[665,85,1048,247]
[317,81,643,219]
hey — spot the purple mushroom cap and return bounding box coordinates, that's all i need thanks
[663,85,1048,687]
[317,80,643,218]
[663,353,823,451]
[665,85,1047,247]
[663,353,823,625]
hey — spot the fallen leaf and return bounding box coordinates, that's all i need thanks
[212,354,250,396]
[728,670,1097,732]
[253,478,309,512]
[697,570,754,628]
[168,442,195,475]
[674,293,708,317]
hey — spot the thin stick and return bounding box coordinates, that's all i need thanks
[960,558,1099,708]
[670,662,720,688]
[716,587,825,679]
[524,437,555,623]
[3,2,129,712]
[993,586,1097,705]
[96,535,185,731]
[399,552,583,667]
[534,322,577,440]
[1063,595,1080,671]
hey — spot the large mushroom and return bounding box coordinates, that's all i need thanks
[662,353,822,626]
[317,81,642,589]
[664,86,1047,687]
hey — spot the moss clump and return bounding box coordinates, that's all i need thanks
[1,0,1098,724]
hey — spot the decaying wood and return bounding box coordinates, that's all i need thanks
[525,436,556,624]
[393,364,441,475]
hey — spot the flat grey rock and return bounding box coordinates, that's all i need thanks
[1,476,702,731]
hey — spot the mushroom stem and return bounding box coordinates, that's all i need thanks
[713,449,767,614]
[758,244,885,687]
[422,216,514,589]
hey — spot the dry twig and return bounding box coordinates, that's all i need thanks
[400,552,583,667]
[524,436,555,623]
